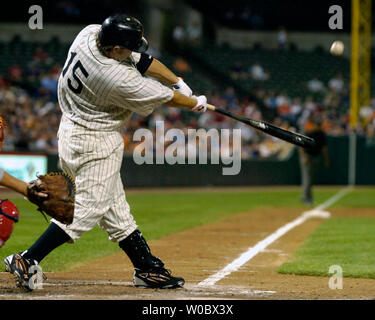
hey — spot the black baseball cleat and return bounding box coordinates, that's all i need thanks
[134,267,185,289]
[4,253,45,292]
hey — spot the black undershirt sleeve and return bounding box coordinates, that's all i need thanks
[136,53,154,75]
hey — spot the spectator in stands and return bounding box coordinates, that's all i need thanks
[50,64,62,80]
[8,64,23,84]
[304,96,317,112]
[242,100,258,117]
[230,61,248,79]
[222,86,238,110]
[277,103,291,122]
[40,71,59,99]
[276,91,290,108]
[264,90,278,110]
[173,23,187,45]
[307,77,325,92]
[258,137,278,158]
[249,62,269,81]
[210,92,226,108]
[0,74,7,88]
[290,98,302,122]
[236,121,256,143]
[186,21,202,46]
[328,73,345,93]
[242,143,260,159]
[34,46,48,62]
[34,132,49,151]
[172,56,191,74]
[324,90,341,111]
[359,105,374,128]
[26,61,42,78]
[321,115,334,133]
[33,46,53,67]
[277,26,288,50]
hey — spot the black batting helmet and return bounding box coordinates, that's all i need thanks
[98,14,148,53]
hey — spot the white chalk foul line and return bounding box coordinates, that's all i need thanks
[315,186,353,210]
[197,187,352,287]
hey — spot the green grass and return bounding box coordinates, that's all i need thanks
[0,187,373,272]
[278,217,375,278]
[332,188,375,208]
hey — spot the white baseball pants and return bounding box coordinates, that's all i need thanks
[52,117,138,243]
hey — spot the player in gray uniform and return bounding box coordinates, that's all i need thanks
[4,14,207,290]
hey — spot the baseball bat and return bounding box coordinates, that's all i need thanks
[207,104,316,149]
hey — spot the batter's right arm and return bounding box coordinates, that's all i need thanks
[165,91,207,112]
[145,58,178,86]
[144,59,192,97]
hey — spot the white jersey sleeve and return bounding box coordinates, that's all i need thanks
[130,52,141,64]
[109,68,173,117]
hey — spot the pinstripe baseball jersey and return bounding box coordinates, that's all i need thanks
[58,24,173,131]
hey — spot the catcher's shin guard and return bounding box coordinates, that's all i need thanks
[119,230,185,289]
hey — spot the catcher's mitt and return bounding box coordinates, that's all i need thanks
[27,172,76,225]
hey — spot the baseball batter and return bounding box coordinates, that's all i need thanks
[4,14,207,290]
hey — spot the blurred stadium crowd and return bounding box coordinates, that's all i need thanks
[1,41,375,159]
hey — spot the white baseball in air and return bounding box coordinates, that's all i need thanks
[330,40,344,56]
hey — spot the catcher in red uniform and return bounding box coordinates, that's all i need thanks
[0,200,20,248]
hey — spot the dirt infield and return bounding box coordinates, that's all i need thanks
[1,206,375,300]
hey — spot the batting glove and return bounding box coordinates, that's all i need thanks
[172,77,193,97]
[192,95,207,113]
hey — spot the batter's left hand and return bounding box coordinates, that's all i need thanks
[172,77,193,97]
[192,95,207,112]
